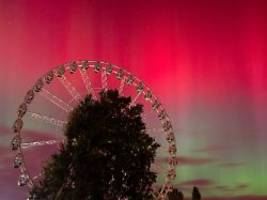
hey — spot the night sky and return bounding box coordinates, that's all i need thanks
[0,0,267,199]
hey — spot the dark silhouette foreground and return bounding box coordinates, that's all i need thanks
[29,90,159,200]
[167,186,201,200]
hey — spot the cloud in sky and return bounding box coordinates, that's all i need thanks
[215,183,249,193]
[192,144,229,153]
[179,178,215,187]
[218,161,246,168]
[178,156,217,166]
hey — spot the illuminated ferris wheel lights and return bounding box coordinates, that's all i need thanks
[11,135,20,151]
[116,69,124,80]
[168,157,177,166]
[162,121,172,132]
[55,65,65,77]
[33,79,44,93]
[44,71,54,84]
[144,90,153,101]
[17,103,27,118]
[166,132,175,143]
[12,118,23,133]
[126,75,134,85]
[158,110,167,121]
[18,173,30,187]
[69,61,78,74]
[136,82,144,93]
[24,90,35,104]
[152,100,161,111]
[80,60,89,70]
[168,143,177,154]
[167,168,176,180]
[94,62,101,73]
[14,153,22,168]
[105,63,113,75]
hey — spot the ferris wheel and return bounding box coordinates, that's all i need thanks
[11,60,177,199]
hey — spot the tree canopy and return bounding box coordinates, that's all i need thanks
[29,90,160,200]
[192,186,201,200]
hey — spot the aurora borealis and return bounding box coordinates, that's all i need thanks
[0,0,267,199]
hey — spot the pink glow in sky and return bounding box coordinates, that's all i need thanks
[0,0,267,199]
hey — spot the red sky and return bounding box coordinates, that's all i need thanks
[0,0,267,199]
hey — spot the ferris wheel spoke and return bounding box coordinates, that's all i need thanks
[101,69,108,91]
[28,111,66,128]
[40,89,73,113]
[78,68,97,99]
[58,75,82,103]
[118,77,125,96]
[32,173,43,181]
[21,140,58,149]
[130,91,142,106]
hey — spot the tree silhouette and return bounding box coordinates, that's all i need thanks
[177,191,184,200]
[192,186,201,200]
[29,90,160,200]
[167,188,179,200]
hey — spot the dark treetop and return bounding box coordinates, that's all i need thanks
[30,90,160,200]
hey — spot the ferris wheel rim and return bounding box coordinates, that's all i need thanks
[11,59,177,197]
